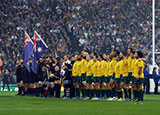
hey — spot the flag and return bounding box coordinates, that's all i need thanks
[34,31,48,59]
[32,31,48,74]
[32,36,37,74]
[23,32,33,72]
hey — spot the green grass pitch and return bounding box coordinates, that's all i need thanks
[0,92,160,115]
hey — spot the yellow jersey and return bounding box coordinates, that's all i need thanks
[92,61,99,77]
[128,56,133,73]
[104,61,109,77]
[72,61,78,76]
[86,60,93,76]
[97,61,102,77]
[115,61,121,78]
[80,59,87,74]
[109,58,117,76]
[138,60,145,78]
[77,61,82,76]
[101,61,107,76]
[131,58,136,74]
[133,59,139,77]
[119,60,123,75]
[121,59,128,77]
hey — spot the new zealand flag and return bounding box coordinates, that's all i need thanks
[23,32,33,72]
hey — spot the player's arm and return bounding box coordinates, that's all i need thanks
[136,61,143,80]
[136,67,142,80]
[139,58,146,62]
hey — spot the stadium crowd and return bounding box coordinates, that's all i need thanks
[0,0,160,84]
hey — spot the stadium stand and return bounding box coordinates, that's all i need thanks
[0,0,160,83]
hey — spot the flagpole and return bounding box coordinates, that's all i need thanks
[34,31,48,48]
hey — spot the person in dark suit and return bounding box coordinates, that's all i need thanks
[2,69,10,91]
[143,66,150,94]
[152,67,160,94]
[53,66,61,98]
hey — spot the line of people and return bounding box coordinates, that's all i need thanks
[15,48,146,103]
[72,49,145,103]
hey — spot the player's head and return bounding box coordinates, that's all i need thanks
[135,51,143,58]
[39,58,43,63]
[106,54,109,61]
[90,52,94,58]
[130,51,135,58]
[116,55,120,61]
[103,53,107,60]
[16,60,20,65]
[77,55,82,61]
[115,50,120,57]
[109,55,112,61]
[93,54,98,62]
[81,49,88,56]
[98,54,103,61]
[128,48,133,55]
[110,50,115,57]
[86,55,91,61]
[120,51,127,58]
[20,59,23,64]
[75,55,78,60]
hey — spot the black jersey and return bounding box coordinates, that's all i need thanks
[64,69,71,80]
[16,65,24,82]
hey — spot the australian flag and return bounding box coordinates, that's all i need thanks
[23,32,33,72]
[32,31,48,74]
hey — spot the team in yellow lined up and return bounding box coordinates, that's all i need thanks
[72,48,145,102]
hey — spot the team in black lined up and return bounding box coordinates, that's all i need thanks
[16,55,74,98]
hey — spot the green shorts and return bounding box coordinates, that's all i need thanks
[81,73,86,82]
[132,77,136,84]
[104,77,110,83]
[101,75,105,82]
[122,77,129,84]
[114,74,122,83]
[131,76,134,83]
[72,76,81,83]
[72,76,77,83]
[136,78,144,85]
[111,73,115,79]
[94,77,102,83]
[114,78,121,83]
[128,72,132,81]
[86,76,93,84]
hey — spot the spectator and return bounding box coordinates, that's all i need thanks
[143,65,150,94]
[2,69,10,91]
[0,0,160,82]
[152,67,160,94]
